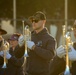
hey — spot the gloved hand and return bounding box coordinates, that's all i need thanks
[6,52,11,59]
[2,42,9,50]
[27,41,35,50]
[56,45,66,58]
[18,35,24,47]
[68,45,76,61]
[0,51,4,57]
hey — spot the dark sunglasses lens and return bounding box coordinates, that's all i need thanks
[32,20,39,23]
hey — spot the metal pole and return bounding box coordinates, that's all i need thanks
[64,0,71,75]
[13,0,16,32]
[22,20,25,35]
[65,0,68,31]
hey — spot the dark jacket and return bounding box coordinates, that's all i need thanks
[50,56,76,75]
[50,56,66,75]
[70,61,76,75]
[70,42,76,75]
[5,45,25,75]
[26,28,56,75]
[0,56,5,75]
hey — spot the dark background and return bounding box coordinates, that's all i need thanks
[0,0,75,46]
[0,0,76,20]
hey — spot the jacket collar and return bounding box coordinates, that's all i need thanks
[32,27,48,36]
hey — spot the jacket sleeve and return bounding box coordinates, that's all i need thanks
[34,38,56,60]
[8,56,24,67]
[50,56,66,75]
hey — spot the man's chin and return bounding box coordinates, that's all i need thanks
[33,27,40,31]
[33,28,38,30]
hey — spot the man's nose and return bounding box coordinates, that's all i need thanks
[32,22,35,25]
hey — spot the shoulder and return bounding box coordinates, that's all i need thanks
[46,34,56,47]
[45,33,56,42]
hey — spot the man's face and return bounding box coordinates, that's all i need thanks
[0,36,3,41]
[73,28,76,38]
[0,35,3,50]
[9,40,18,48]
[32,20,45,30]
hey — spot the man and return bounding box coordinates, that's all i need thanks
[4,33,25,75]
[68,23,76,75]
[50,20,76,75]
[25,11,56,75]
[0,28,7,75]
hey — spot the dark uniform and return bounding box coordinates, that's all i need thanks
[26,28,56,75]
[50,56,66,75]
[5,45,25,75]
[0,56,5,75]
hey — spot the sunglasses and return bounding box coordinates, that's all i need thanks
[31,19,39,23]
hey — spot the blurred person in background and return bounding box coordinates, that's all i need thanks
[50,20,76,75]
[4,33,25,75]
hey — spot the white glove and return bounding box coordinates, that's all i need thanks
[68,45,76,61]
[18,35,24,47]
[0,51,4,57]
[6,52,11,59]
[56,45,66,58]
[27,41,35,50]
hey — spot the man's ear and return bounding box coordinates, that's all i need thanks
[42,20,46,24]
[44,20,46,23]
